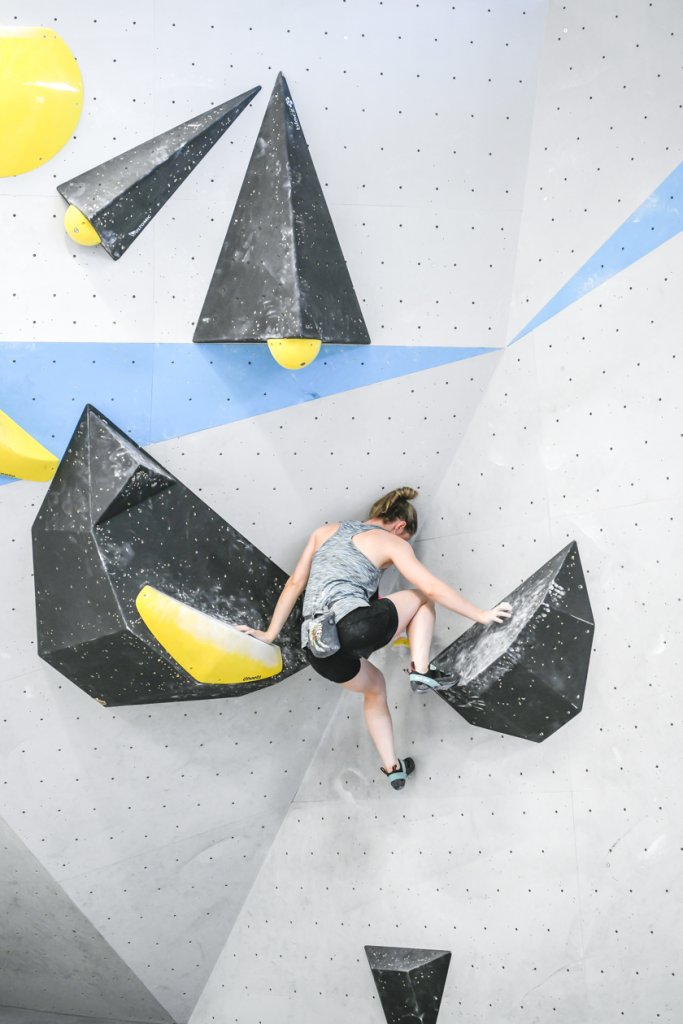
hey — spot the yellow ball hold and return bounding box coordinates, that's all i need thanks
[0,26,83,177]
[267,337,322,370]
[64,204,101,246]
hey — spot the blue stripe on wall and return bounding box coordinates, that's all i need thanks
[0,341,496,486]
[509,160,683,345]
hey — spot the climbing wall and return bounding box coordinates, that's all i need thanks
[1,1,682,1023]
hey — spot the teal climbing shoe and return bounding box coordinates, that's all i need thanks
[381,756,416,790]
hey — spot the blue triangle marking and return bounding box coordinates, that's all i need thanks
[509,160,683,345]
[0,341,496,486]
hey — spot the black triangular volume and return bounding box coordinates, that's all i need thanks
[365,945,451,1024]
[194,72,370,345]
[544,540,595,626]
[84,406,176,525]
[95,465,177,525]
[32,411,92,533]
[58,87,260,259]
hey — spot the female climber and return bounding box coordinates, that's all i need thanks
[238,487,512,790]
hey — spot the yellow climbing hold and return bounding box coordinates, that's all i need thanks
[136,585,283,685]
[267,337,321,370]
[64,204,101,246]
[0,410,58,481]
[0,26,83,177]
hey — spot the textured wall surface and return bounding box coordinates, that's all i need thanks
[1,0,682,1022]
[0,816,172,1022]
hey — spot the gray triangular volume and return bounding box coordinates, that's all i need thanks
[194,72,370,345]
[58,87,261,259]
[365,945,451,1024]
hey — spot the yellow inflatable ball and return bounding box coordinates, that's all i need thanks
[267,337,322,370]
[0,26,83,177]
[64,204,101,246]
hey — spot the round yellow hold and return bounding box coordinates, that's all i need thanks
[267,337,322,370]
[64,204,101,246]
[0,26,83,177]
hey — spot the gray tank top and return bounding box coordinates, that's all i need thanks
[301,521,384,642]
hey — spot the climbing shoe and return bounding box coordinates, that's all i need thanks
[409,665,459,693]
[381,756,416,790]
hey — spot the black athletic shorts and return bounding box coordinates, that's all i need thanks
[304,597,399,683]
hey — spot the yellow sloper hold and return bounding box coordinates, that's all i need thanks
[0,409,59,481]
[267,338,322,370]
[135,585,283,685]
[0,27,83,177]
[64,204,101,246]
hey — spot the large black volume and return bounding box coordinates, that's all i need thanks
[432,542,594,742]
[194,72,370,345]
[32,405,306,706]
[365,945,451,1024]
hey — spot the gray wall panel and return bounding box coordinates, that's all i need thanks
[533,240,683,516]
[508,0,683,339]
[145,355,500,570]
[190,793,585,1023]
[0,816,171,1021]
[0,1012,157,1024]
[0,661,340,1021]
